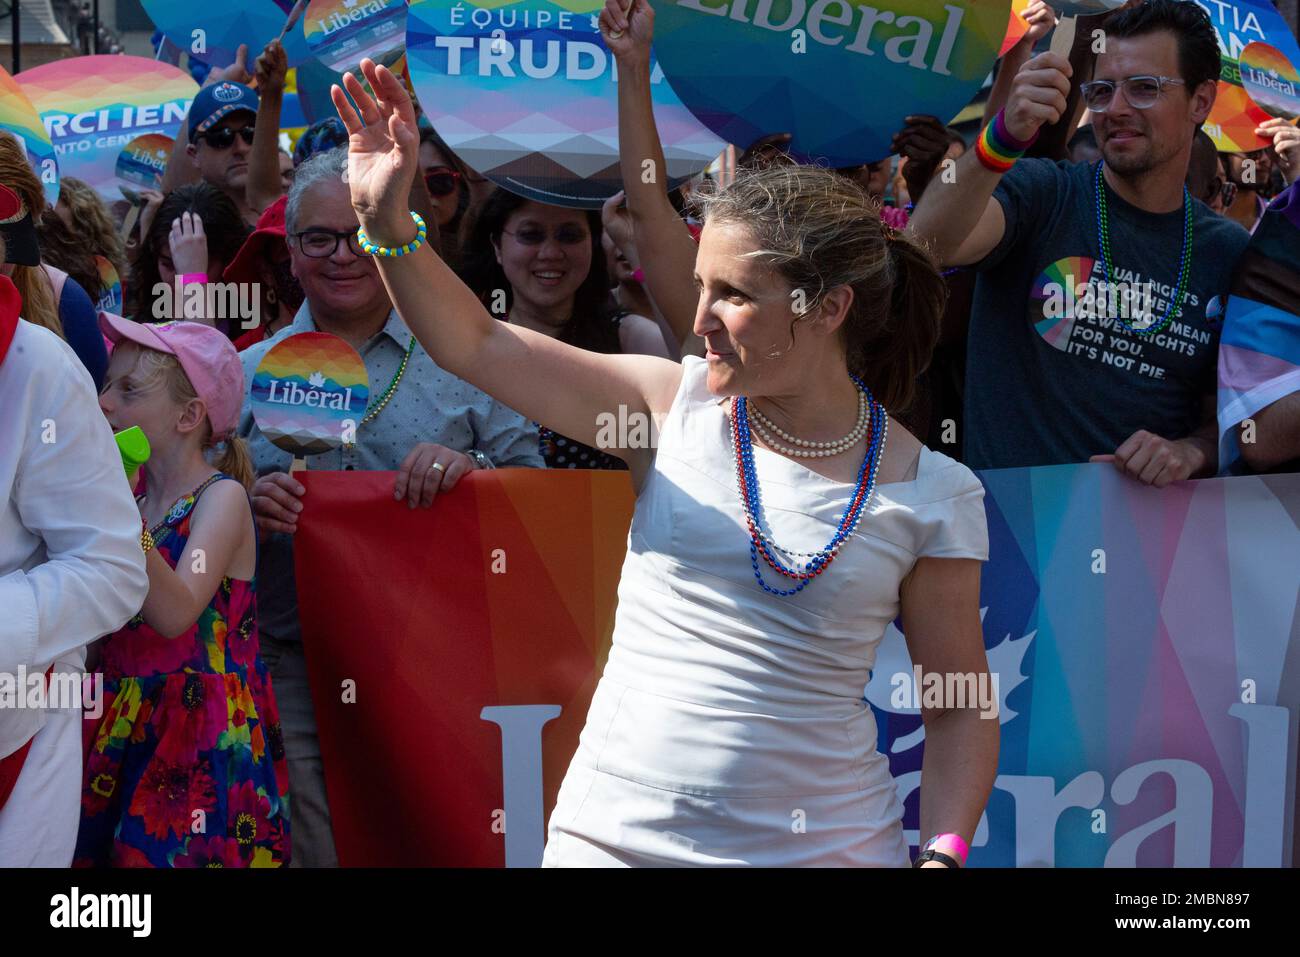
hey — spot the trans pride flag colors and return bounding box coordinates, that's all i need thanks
[295,465,1299,866]
[1217,184,1300,473]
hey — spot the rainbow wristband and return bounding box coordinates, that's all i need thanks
[925,832,970,866]
[975,109,1039,173]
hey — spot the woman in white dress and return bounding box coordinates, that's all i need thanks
[332,58,999,867]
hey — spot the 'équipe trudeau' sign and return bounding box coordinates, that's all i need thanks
[406,0,725,208]
[649,0,1009,165]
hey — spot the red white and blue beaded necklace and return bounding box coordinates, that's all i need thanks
[729,377,888,597]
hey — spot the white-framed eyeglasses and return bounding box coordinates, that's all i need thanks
[1080,75,1186,112]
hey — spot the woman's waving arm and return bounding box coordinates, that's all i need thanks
[332,63,682,476]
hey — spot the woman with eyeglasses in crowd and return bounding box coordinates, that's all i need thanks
[460,188,675,470]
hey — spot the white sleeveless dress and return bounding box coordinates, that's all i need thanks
[541,356,989,867]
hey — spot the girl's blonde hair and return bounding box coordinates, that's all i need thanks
[123,343,255,492]
[690,163,946,413]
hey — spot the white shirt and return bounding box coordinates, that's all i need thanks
[0,320,148,759]
[544,356,989,865]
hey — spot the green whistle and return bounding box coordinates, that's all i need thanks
[114,426,151,477]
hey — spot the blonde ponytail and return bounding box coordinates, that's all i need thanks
[211,435,255,493]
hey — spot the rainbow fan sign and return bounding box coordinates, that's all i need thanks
[406,0,725,208]
[1238,41,1300,122]
[250,332,370,460]
[115,133,174,192]
[0,65,59,206]
[15,56,198,204]
[1196,0,1300,151]
[649,0,1009,165]
[304,0,408,75]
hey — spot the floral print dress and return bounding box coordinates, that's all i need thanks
[76,474,290,867]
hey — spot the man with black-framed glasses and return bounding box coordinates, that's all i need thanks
[909,0,1250,487]
[235,147,543,867]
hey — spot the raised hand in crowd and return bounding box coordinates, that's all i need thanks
[908,50,1072,266]
[168,211,211,288]
[1256,118,1300,186]
[128,188,165,265]
[891,115,954,206]
[248,39,291,216]
[394,442,478,509]
[601,0,703,356]
[983,0,1057,127]
[207,43,254,87]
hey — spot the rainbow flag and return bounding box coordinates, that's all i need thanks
[294,466,1299,866]
[1217,183,1300,473]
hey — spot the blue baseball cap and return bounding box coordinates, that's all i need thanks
[189,81,260,143]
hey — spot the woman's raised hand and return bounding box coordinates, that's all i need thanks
[600,0,654,66]
[331,59,420,240]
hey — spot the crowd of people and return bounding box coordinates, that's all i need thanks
[2,0,1298,868]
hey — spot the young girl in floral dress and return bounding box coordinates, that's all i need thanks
[76,316,289,867]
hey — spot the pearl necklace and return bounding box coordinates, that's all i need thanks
[730,376,888,597]
[747,389,868,457]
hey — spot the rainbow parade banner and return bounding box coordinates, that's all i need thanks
[295,464,1300,867]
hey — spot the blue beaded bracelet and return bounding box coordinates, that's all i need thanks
[357,211,428,257]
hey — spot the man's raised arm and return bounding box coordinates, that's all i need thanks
[907,52,1073,267]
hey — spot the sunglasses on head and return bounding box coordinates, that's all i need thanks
[502,225,589,246]
[198,126,255,149]
[423,167,462,197]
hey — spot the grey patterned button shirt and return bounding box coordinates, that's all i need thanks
[238,302,545,644]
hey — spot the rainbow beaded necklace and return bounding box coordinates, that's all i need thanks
[729,377,888,597]
[1093,160,1194,337]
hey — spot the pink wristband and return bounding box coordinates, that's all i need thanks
[179,272,208,287]
[631,267,646,283]
[926,832,969,865]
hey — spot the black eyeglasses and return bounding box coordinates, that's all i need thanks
[198,126,255,149]
[502,225,589,246]
[1080,76,1186,112]
[423,167,461,198]
[292,228,370,259]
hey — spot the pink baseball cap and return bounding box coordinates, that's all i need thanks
[98,313,244,439]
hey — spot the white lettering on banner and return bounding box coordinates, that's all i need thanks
[42,101,191,141]
[434,35,667,83]
[676,0,963,75]
[481,705,562,868]
[478,700,1290,866]
[807,0,853,45]
[316,0,389,36]
[1192,0,1265,60]
[1242,65,1297,99]
[266,379,354,411]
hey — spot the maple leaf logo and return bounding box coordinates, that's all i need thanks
[308,371,326,388]
[863,608,1035,753]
